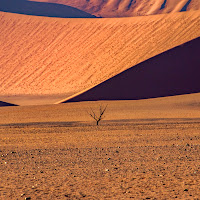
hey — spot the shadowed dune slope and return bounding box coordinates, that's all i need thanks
[0,101,18,107]
[0,0,95,18]
[61,37,200,103]
[32,0,200,17]
[0,11,200,105]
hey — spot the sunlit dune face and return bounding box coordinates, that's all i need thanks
[0,11,199,102]
[61,37,200,103]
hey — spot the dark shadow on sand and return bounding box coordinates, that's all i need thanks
[160,0,167,10]
[0,0,96,18]
[181,0,192,12]
[63,37,200,102]
[0,101,18,107]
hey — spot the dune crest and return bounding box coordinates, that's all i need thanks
[31,0,200,17]
[59,37,200,103]
[0,11,199,105]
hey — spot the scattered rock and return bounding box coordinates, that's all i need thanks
[79,192,86,197]
[184,189,188,191]
[25,197,31,200]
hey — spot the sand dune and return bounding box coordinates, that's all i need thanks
[0,11,199,105]
[32,0,200,17]
[0,101,17,107]
[0,0,95,18]
[60,37,200,103]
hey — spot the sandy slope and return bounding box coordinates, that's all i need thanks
[32,0,200,17]
[60,37,200,103]
[0,11,199,105]
[0,93,200,199]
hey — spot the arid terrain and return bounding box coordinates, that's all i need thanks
[0,93,200,199]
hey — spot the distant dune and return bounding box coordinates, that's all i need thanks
[60,37,200,103]
[32,0,200,17]
[0,0,95,18]
[0,101,17,107]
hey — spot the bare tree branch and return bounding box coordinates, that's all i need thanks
[88,105,108,125]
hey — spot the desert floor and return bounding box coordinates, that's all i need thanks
[0,93,200,199]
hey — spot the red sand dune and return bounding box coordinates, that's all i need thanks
[0,0,95,18]
[60,37,200,103]
[0,10,199,106]
[32,0,200,17]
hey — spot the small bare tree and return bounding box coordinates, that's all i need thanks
[88,105,108,126]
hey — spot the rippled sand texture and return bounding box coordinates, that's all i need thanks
[0,11,199,105]
[61,37,200,103]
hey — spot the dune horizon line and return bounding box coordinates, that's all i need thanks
[32,0,200,18]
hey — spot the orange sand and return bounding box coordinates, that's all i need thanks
[0,11,200,105]
[0,93,200,199]
[60,37,200,103]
